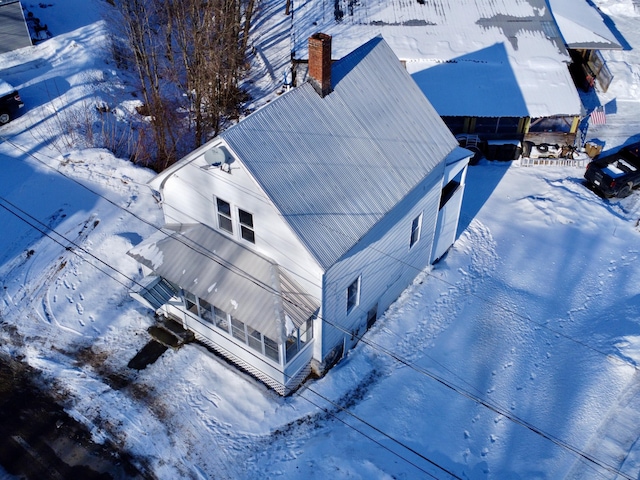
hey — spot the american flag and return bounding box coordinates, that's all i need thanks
[590,105,606,125]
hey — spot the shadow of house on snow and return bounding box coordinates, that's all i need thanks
[411,43,529,119]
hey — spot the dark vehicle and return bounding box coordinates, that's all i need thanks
[584,142,640,198]
[0,80,24,125]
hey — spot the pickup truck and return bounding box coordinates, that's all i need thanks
[584,142,640,198]
[0,80,25,125]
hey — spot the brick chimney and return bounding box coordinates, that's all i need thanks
[308,33,332,97]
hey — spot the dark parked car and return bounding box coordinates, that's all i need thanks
[0,80,24,125]
[584,142,640,198]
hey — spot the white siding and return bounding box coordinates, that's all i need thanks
[159,141,325,303]
[320,166,444,360]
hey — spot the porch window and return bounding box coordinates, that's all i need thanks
[247,326,263,352]
[199,298,215,324]
[410,213,422,248]
[238,209,255,244]
[216,197,233,233]
[285,316,315,363]
[214,306,230,333]
[347,277,360,314]
[231,316,247,342]
[264,336,279,362]
[184,291,198,314]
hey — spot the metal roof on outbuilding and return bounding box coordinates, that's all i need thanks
[548,0,622,50]
[221,36,457,269]
[291,0,583,119]
[0,1,31,54]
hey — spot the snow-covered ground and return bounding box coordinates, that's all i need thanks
[1,0,640,478]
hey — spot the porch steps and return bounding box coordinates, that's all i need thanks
[148,316,194,349]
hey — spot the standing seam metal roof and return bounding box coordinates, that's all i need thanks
[221,36,457,269]
[127,224,319,342]
[0,1,31,54]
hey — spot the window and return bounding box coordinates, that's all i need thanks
[199,298,214,324]
[238,209,255,243]
[214,306,230,333]
[230,316,246,342]
[264,336,279,362]
[410,213,422,248]
[440,168,464,210]
[184,291,198,314]
[347,277,360,314]
[247,326,263,352]
[216,198,233,233]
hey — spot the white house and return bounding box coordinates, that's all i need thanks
[128,34,471,395]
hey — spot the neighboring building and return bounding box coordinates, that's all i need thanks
[0,0,32,54]
[289,0,620,158]
[128,34,471,395]
[548,0,621,94]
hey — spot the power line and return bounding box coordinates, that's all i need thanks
[0,180,459,479]
[0,135,634,478]
[0,172,628,480]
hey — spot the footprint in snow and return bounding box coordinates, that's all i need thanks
[76,303,84,315]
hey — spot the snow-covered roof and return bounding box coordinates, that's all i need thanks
[291,0,583,118]
[128,224,319,342]
[220,36,458,269]
[0,79,17,96]
[548,0,621,50]
[0,1,31,54]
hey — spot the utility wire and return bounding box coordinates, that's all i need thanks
[0,176,628,480]
[0,189,459,479]
[0,136,634,478]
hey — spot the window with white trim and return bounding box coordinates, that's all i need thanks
[216,197,233,233]
[410,213,422,248]
[347,276,360,314]
[238,208,255,243]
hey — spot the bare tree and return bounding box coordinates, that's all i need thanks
[109,0,255,170]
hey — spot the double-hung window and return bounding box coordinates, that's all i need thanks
[238,209,255,243]
[347,276,360,314]
[216,198,233,233]
[410,213,422,248]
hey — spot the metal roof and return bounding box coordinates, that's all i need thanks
[128,224,319,342]
[0,1,31,54]
[290,0,582,118]
[221,36,457,269]
[548,0,622,50]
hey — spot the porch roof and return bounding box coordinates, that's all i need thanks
[128,224,319,342]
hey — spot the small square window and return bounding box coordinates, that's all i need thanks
[347,277,360,314]
[410,213,422,248]
[216,198,233,233]
[238,208,255,243]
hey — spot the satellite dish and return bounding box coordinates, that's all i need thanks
[204,147,226,166]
